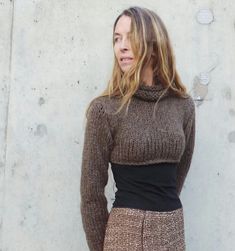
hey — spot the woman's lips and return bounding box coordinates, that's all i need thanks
[120,58,133,64]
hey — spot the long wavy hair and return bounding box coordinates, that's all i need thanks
[86,6,189,117]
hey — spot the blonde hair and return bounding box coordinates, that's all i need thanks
[86,6,189,117]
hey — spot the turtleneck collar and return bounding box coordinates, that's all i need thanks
[132,81,171,120]
[133,81,170,102]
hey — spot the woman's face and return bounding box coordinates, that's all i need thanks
[113,15,135,73]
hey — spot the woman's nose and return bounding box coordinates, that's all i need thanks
[120,38,129,51]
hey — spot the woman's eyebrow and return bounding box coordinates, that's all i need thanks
[114,32,130,36]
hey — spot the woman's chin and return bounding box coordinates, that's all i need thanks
[120,65,133,73]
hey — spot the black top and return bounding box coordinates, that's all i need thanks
[110,162,182,212]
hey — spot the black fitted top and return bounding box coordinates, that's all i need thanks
[110,162,182,212]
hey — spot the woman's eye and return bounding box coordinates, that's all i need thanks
[114,37,120,42]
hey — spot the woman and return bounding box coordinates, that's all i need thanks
[80,6,196,251]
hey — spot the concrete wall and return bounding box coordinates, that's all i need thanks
[0,1,234,250]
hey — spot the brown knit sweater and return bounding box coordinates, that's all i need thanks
[80,82,196,251]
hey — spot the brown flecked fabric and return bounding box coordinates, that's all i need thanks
[80,82,196,251]
[103,207,185,251]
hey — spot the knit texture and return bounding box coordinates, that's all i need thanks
[80,83,196,251]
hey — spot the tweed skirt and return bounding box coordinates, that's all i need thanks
[103,207,185,251]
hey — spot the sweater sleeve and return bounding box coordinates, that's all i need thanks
[176,98,196,196]
[80,99,113,251]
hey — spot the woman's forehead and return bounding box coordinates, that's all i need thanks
[114,15,131,34]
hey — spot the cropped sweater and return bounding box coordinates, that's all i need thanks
[80,82,196,251]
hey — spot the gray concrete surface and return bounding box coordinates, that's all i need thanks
[0,1,235,250]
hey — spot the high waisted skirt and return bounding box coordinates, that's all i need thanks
[103,207,185,251]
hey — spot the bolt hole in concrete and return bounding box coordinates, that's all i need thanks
[34,124,47,137]
[228,131,235,143]
[192,52,219,105]
[229,109,235,117]
[38,97,45,105]
[196,8,214,24]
